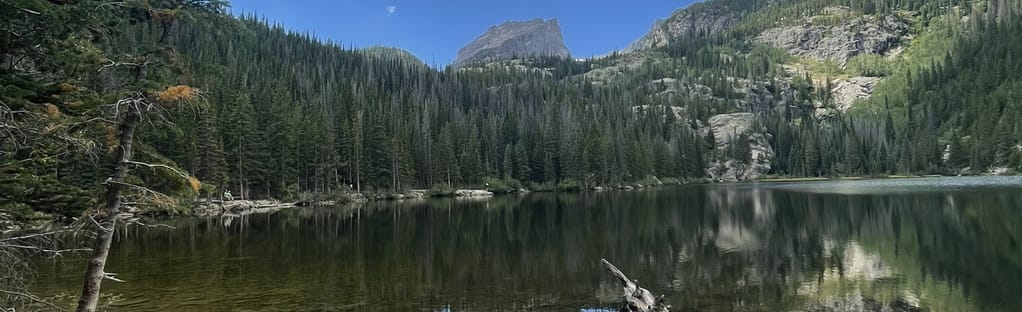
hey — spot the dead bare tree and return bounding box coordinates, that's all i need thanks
[74,61,199,310]
[601,259,671,312]
[74,96,140,311]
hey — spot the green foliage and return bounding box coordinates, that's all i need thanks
[661,177,682,185]
[556,179,581,192]
[527,181,557,193]
[503,178,524,190]
[848,54,893,77]
[483,177,513,194]
[4,0,1022,221]
[427,184,455,198]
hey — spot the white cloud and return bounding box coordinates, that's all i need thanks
[386,5,396,15]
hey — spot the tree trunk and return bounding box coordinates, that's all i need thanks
[76,108,139,312]
[601,259,670,312]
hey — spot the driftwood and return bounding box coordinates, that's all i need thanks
[601,259,670,312]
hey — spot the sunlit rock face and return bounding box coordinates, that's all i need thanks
[627,5,738,52]
[453,18,570,68]
[707,113,774,182]
[755,8,909,65]
[831,76,881,112]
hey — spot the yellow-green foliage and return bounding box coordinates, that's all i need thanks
[847,54,893,77]
[851,8,969,120]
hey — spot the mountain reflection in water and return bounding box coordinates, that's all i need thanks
[32,177,1022,311]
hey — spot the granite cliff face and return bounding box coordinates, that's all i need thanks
[755,8,909,65]
[453,18,570,68]
[626,4,738,52]
[706,113,774,182]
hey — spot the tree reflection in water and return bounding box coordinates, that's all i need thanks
[32,178,1022,311]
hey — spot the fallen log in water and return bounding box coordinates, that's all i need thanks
[601,259,670,312]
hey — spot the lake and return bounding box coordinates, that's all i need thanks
[31,177,1022,311]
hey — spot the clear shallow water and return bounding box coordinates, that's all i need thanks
[31,177,1022,311]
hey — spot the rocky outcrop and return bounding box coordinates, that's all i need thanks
[583,51,669,85]
[755,10,909,65]
[831,76,880,112]
[454,18,570,68]
[627,5,738,51]
[459,58,556,77]
[636,74,794,115]
[454,189,494,198]
[730,77,796,114]
[707,113,774,182]
[631,104,685,120]
[193,199,297,216]
[708,113,756,144]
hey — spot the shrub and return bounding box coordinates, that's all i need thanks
[427,184,455,197]
[848,54,892,77]
[504,178,524,190]
[527,181,556,192]
[483,177,513,194]
[556,179,581,192]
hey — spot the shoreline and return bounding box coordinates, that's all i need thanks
[751,174,972,183]
[4,174,1016,231]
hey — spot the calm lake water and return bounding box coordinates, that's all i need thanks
[31,177,1022,311]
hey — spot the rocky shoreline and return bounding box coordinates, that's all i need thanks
[185,178,692,217]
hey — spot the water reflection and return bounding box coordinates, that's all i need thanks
[33,178,1022,311]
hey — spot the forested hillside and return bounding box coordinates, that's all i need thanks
[2,0,1021,219]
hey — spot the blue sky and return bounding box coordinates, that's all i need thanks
[230,0,697,66]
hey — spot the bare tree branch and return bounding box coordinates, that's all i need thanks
[106,180,170,200]
[126,160,190,180]
[1,227,91,312]
[602,259,671,312]
[97,59,147,72]
[0,289,68,312]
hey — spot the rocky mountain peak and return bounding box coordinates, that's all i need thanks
[453,18,570,68]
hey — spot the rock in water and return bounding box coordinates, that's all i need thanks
[453,18,570,68]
